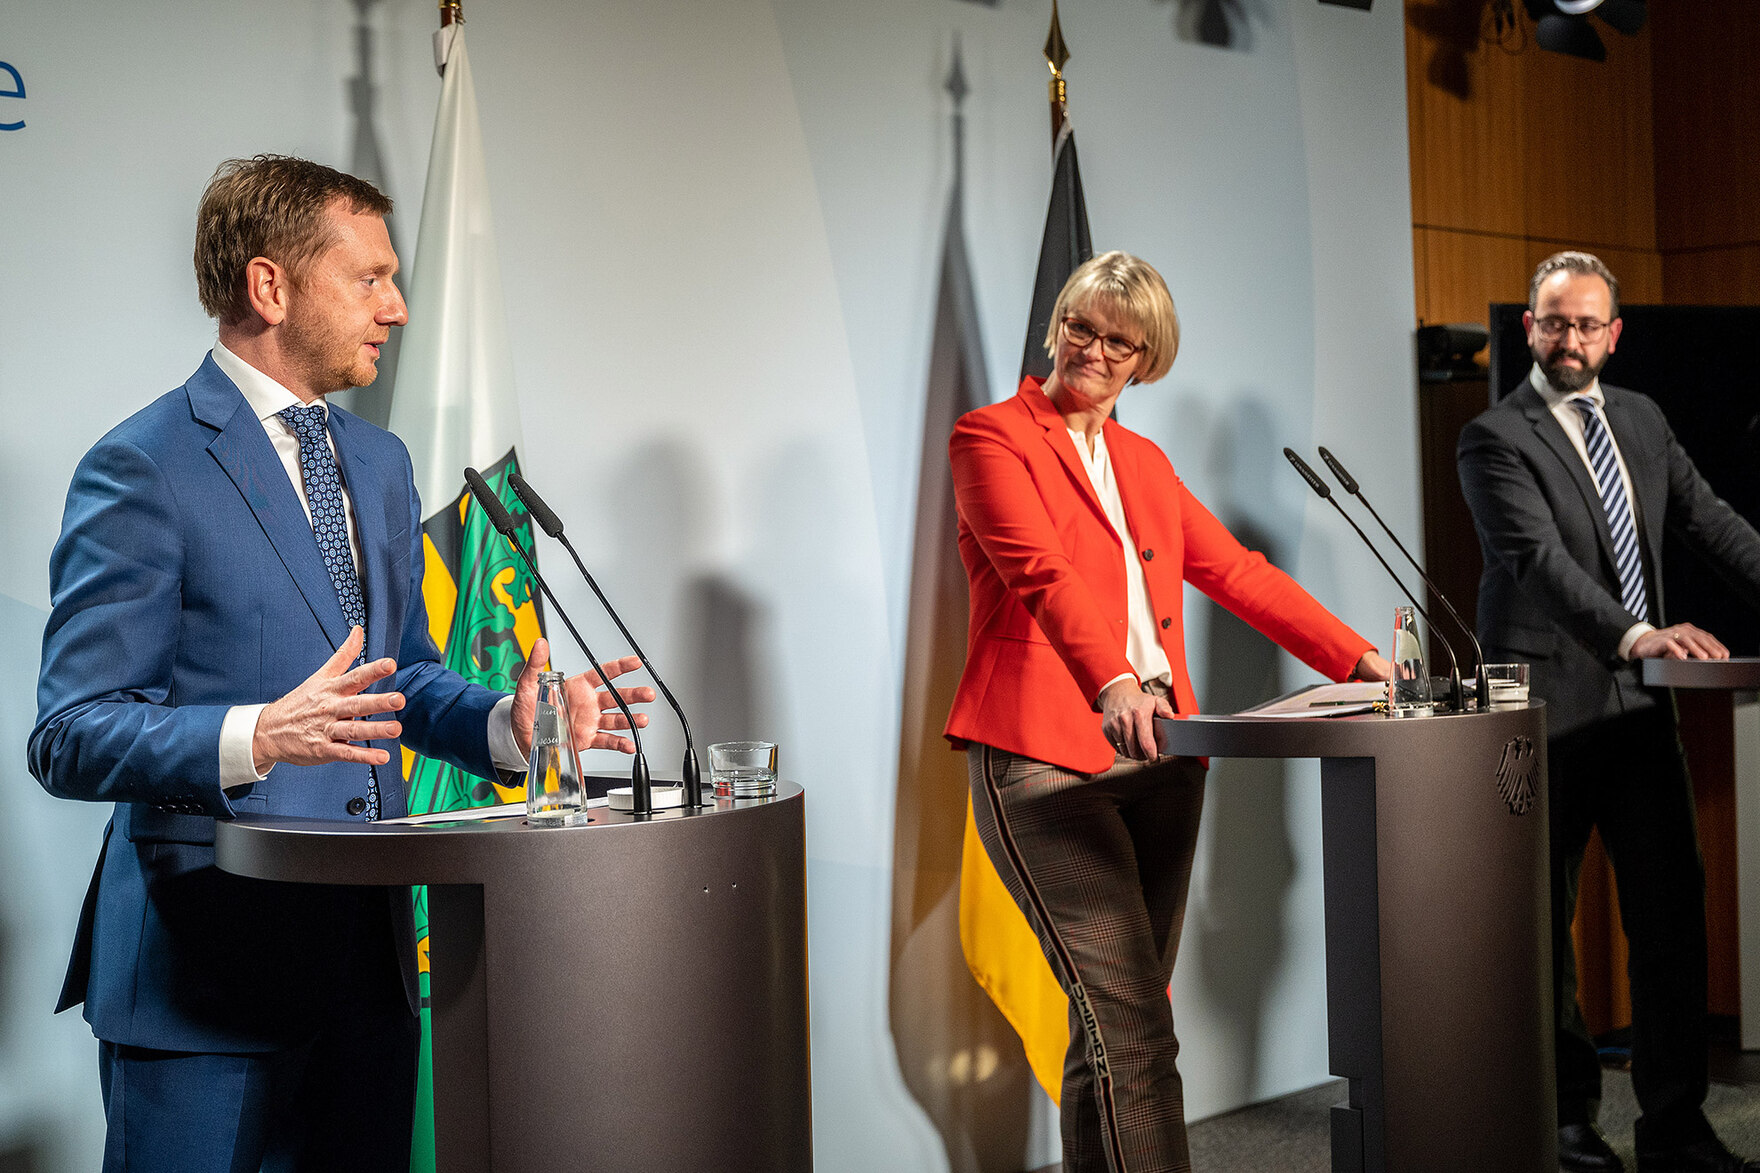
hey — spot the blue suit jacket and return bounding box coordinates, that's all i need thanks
[29,355,507,1053]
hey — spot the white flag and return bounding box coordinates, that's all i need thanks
[391,26,524,514]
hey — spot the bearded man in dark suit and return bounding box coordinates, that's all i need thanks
[1458,251,1760,1173]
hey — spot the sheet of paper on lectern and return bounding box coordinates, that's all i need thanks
[1234,680,1385,718]
[374,798,609,827]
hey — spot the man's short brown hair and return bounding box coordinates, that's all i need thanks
[194,155,393,323]
[1529,250,1621,319]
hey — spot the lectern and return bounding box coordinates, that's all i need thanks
[1156,704,1553,1173]
[1642,657,1760,1050]
[215,785,812,1173]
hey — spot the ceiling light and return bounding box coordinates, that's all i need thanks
[1522,0,1645,61]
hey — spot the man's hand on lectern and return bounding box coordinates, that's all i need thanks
[1632,623,1729,661]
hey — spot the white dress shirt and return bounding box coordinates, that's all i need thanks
[1067,427,1174,695]
[210,343,523,793]
[1528,364,1656,659]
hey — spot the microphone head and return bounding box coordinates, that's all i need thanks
[462,467,519,536]
[508,472,565,539]
[1317,446,1361,495]
[1283,447,1332,499]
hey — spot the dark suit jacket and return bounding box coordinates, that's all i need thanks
[1457,380,1760,739]
[28,355,508,1053]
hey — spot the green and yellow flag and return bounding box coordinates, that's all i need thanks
[388,22,542,1169]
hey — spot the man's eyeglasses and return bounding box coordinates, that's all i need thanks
[1533,316,1612,342]
[1062,317,1145,363]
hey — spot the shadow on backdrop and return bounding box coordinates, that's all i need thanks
[0,1138,41,1173]
[679,574,773,752]
[1184,398,1298,1105]
[333,0,402,429]
[595,437,773,770]
[888,47,1038,1171]
[0,590,108,1172]
[1405,0,1492,101]
[1160,0,1273,51]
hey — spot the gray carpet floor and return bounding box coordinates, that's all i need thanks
[1177,1042,1760,1172]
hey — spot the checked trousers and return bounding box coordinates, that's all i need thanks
[968,734,1207,1173]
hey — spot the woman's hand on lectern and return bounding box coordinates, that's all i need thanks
[1352,651,1392,682]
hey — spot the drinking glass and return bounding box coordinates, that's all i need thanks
[1484,662,1531,705]
[708,741,778,799]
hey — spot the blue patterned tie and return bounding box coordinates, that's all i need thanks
[279,404,379,819]
[1571,397,1649,622]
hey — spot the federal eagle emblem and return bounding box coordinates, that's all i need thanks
[1495,736,1539,816]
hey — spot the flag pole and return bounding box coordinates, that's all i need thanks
[440,0,462,27]
[1045,0,1070,149]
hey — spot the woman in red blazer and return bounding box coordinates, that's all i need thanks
[946,252,1387,1173]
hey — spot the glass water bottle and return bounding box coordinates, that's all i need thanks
[1389,605,1434,717]
[527,671,588,826]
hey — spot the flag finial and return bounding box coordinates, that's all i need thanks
[1044,2,1070,79]
[1044,1,1071,144]
[440,0,463,28]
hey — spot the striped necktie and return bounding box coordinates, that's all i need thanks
[1571,397,1649,622]
[279,404,380,820]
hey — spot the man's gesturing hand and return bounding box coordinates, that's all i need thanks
[252,626,403,774]
[509,637,656,762]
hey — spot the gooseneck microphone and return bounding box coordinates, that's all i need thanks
[507,472,704,806]
[1317,446,1491,709]
[1283,448,1465,712]
[463,467,653,815]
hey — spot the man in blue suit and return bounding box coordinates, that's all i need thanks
[29,155,651,1171]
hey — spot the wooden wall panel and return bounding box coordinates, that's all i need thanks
[1573,830,1632,1037]
[1414,226,1526,326]
[1405,2,1528,235]
[1411,227,1430,325]
[1652,1,1760,251]
[1662,245,1760,306]
[1405,1,1664,326]
[1521,240,1663,305]
[1518,26,1656,251]
[1411,229,1662,328]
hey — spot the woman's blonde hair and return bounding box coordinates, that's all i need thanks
[1044,251,1181,384]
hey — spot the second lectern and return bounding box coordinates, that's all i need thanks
[1157,703,1553,1173]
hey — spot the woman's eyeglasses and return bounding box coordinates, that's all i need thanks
[1062,317,1145,363]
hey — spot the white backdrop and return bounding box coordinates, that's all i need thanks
[0,1,1416,1169]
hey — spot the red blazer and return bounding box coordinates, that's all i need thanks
[944,378,1374,774]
